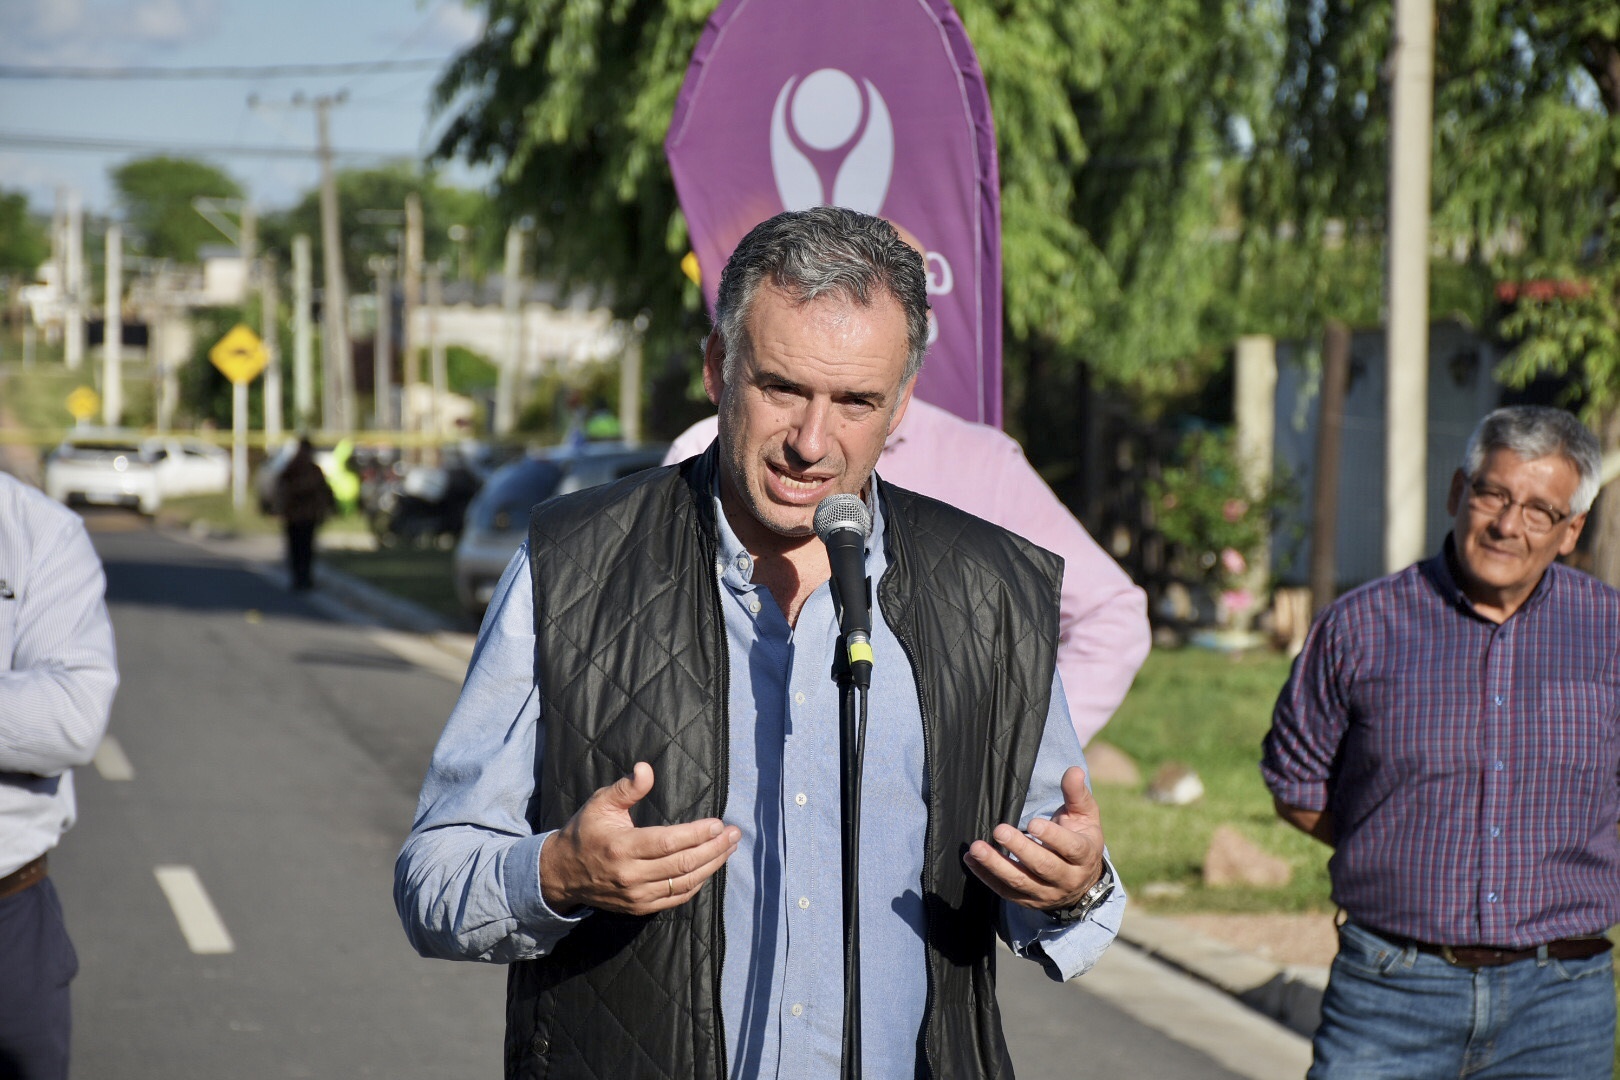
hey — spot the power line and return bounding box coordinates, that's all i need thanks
[0,129,412,162]
[0,59,451,81]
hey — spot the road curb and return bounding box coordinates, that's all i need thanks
[1117,911,1327,1039]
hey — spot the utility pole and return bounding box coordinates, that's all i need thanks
[620,314,646,446]
[102,225,123,426]
[426,260,447,453]
[402,193,423,442]
[293,234,315,431]
[1233,334,1275,628]
[496,224,523,436]
[372,257,393,430]
[262,254,284,444]
[280,91,358,432]
[62,189,84,371]
[1384,0,1434,573]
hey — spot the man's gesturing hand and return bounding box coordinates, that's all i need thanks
[539,762,741,916]
[963,766,1106,912]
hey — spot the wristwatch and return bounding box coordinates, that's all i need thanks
[1043,860,1116,925]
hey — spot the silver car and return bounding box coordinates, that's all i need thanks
[451,442,669,615]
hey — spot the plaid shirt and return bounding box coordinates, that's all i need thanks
[1261,539,1620,947]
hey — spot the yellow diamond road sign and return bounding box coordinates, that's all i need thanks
[209,324,268,385]
[66,386,100,420]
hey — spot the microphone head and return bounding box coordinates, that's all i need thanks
[814,493,871,542]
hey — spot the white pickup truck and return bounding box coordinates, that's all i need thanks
[43,433,232,515]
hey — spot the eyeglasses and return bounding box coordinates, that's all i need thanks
[1466,480,1571,533]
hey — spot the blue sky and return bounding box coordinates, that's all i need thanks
[0,0,488,216]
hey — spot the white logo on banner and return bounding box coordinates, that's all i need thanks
[770,68,952,346]
[771,69,893,214]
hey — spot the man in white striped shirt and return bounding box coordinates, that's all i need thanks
[0,470,118,1080]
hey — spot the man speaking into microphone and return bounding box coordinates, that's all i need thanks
[395,206,1123,1080]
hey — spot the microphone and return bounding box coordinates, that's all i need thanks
[815,494,874,688]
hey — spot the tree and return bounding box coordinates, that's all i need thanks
[258,164,498,294]
[0,189,49,281]
[110,156,244,264]
[1243,0,1620,581]
[430,0,1276,424]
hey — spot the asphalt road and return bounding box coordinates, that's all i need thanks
[51,512,1308,1079]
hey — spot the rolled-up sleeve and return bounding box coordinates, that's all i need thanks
[1260,608,1352,812]
[394,543,587,962]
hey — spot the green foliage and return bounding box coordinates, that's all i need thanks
[446,345,498,395]
[1498,269,1620,418]
[431,0,1277,410]
[0,190,49,279]
[1147,426,1284,597]
[110,156,244,263]
[1243,0,1620,352]
[258,164,499,294]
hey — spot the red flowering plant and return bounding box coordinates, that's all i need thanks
[1146,427,1285,628]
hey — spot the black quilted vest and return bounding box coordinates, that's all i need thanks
[509,446,1061,1080]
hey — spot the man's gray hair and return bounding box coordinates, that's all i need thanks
[1462,405,1602,514]
[713,206,930,384]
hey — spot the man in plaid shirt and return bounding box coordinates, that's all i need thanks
[1263,405,1619,1079]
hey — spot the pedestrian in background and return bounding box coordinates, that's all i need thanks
[0,470,119,1080]
[272,437,335,592]
[1263,405,1618,1078]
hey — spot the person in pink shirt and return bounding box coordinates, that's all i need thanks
[663,397,1150,745]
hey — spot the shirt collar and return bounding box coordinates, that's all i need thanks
[1425,532,1559,619]
[709,473,886,593]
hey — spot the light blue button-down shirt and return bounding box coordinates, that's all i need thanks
[395,478,1124,1078]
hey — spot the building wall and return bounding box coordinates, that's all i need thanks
[1272,321,1503,589]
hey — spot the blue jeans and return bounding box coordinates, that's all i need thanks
[1309,921,1615,1079]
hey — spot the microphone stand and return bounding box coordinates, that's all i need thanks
[838,664,869,1080]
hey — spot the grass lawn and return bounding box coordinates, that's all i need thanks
[1095,645,1335,915]
[321,544,471,628]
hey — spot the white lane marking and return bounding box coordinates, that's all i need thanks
[153,866,236,954]
[93,736,135,781]
[367,628,471,683]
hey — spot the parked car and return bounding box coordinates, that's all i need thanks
[43,432,231,514]
[452,442,668,615]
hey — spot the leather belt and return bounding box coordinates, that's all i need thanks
[1375,926,1612,968]
[0,855,46,900]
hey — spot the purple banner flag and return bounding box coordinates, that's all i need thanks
[666,0,1002,426]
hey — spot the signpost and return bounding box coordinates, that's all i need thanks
[209,324,269,512]
[66,386,100,426]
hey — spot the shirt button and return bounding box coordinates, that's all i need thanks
[1487,892,1499,903]
[1493,760,1504,772]
[735,555,750,571]
[798,896,810,909]
[794,691,806,705]
[748,597,761,614]
[791,1003,804,1017]
[1492,694,1505,706]
[1489,826,1501,838]
[795,792,807,806]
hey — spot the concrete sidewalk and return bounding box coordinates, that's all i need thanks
[186,521,1331,1043]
